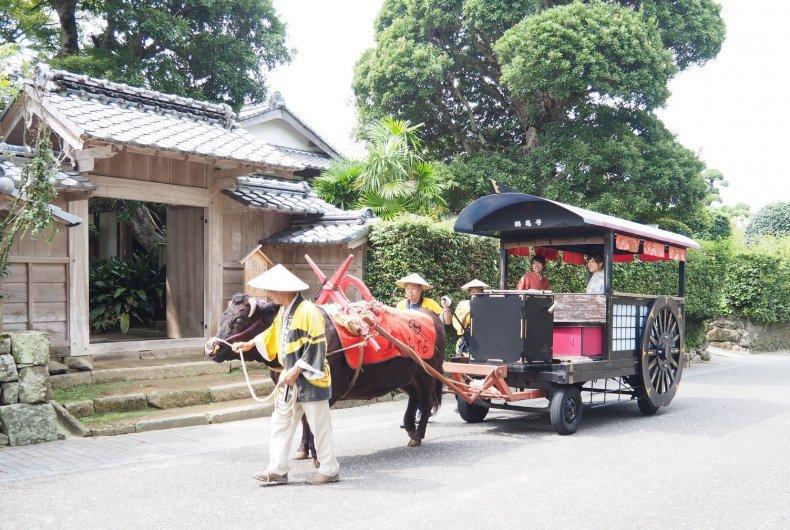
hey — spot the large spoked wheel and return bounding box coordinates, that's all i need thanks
[549,386,583,435]
[456,396,489,423]
[640,296,685,409]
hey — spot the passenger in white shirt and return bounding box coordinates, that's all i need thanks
[585,254,605,294]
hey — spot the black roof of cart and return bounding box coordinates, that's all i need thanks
[454,193,700,250]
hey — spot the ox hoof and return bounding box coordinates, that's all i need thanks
[313,458,319,468]
[407,438,422,447]
[294,449,309,460]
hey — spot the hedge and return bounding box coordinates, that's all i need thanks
[364,217,788,342]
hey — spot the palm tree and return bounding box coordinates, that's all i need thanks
[316,117,446,220]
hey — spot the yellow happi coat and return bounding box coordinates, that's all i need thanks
[254,294,331,402]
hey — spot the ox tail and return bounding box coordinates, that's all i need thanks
[430,378,442,415]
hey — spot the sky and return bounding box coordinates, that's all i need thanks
[267,0,789,210]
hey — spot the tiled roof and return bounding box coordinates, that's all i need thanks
[28,64,305,170]
[238,101,275,121]
[0,154,83,227]
[222,175,343,215]
[0,143,94,192]
[265,209,377,246]
[271,145,332,170]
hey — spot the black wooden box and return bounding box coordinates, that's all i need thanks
[468,293,554,364]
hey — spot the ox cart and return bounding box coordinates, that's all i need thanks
[438,193,699,435]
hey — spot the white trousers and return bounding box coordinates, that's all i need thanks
[267,397,339,477]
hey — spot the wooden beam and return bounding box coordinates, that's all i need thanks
[90,174,210,207]
[8,256,70,264]
[503,236,605,249]
[67,199,90,357]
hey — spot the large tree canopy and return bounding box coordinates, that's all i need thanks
[353,0,725,226]
[0,0,290,109]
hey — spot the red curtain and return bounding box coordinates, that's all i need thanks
[562,251,586,265]
[615,234,640,252]
[668,246,687,261]
[613,254,634,263]
[534,247,559,260]
[643,240,666,258]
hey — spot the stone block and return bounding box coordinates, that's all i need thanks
[50,400,91,437]
[1,381,20,405]
[63,356,94,372]
[64,399,94,418]
[48,360,70,375]
[140,348,202,360]
[90,423,135,437]
[208,380,273,402]
[93,393,148,414]
[9,331,50,366]
[0,432,8,446]
[0,335,10,355]
[0,402,58,446]
[18,365,52,404]
[91,366,165,384]
[163,361,229,379]
[706,327,741,343]
[208,404,272,424]
[135,413,209,432]
[0,354,18,382]
[50,371,92,389]
[146,389,211,410]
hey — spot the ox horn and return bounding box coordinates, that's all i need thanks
[248,297,258,319]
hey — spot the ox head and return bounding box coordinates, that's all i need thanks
[204,293,280,363]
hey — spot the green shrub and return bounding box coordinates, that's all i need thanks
[745,202,790,242]
[89,253,165,333]
[723,251,790,324]
[364,217,787,349]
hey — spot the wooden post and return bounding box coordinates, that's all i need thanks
[205,175,224,337]
[499,243,508,290]
[678,260,686,298]
[67,198,90,356]
[603,231,614,361]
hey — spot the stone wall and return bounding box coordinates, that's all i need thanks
[706,317,790,353]
[0,331,59,446]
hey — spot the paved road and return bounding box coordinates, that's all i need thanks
[2,354,790,529]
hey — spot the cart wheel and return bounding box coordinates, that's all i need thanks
[637,397,659,416]
[549,386,583,435]
[456,396,489,423]
[640,296,685,409]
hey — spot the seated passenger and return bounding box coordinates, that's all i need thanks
[585,254,605,294]
[395,273,442,315]
[442,278,490,356]
[516,255,551,291]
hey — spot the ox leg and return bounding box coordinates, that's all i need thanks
[295,413,311,460]
[409,398,431,447]
[402,387,419,439]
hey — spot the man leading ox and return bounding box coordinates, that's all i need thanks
[233,264,339,486]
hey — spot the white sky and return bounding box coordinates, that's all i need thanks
[268,0,789,210]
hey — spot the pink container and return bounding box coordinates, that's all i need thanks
[553,326,604,357]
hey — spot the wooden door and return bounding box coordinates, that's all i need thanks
[166,206,205,338]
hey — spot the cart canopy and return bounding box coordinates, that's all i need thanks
[454,193,700,259]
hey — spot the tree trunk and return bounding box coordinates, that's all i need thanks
[50,0,80,56]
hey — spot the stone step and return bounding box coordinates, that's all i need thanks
[50,359,252,390]
[62,379,274,418]
[81,393,402,437]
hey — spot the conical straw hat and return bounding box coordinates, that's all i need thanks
[396,272,432,289]
[248,264,309,292]
[461,279,490,291]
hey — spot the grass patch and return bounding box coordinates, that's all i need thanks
[81,409,152,426]
[53,381,138,403]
